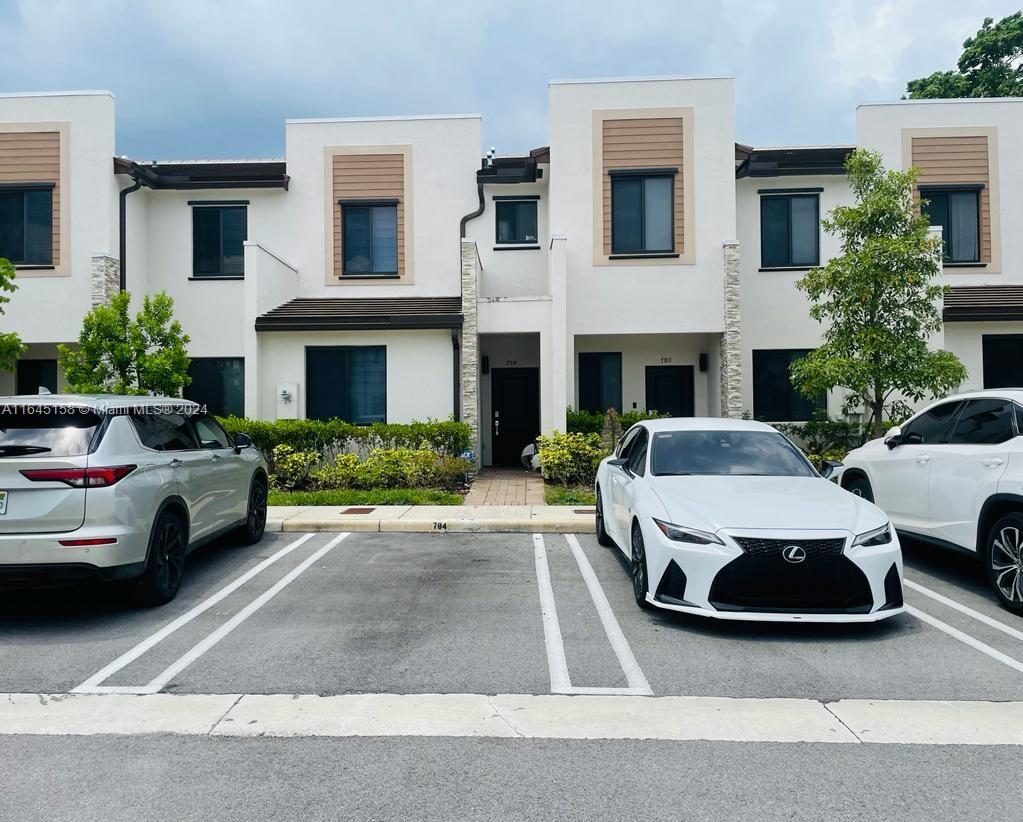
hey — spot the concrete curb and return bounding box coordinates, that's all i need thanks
[266,505,596,534]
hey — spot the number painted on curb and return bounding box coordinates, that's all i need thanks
[433,521,447,531]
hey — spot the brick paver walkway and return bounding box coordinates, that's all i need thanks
[464,468,545,506]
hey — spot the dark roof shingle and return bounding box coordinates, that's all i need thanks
[944,285,1023,322]
[255,297,463,331]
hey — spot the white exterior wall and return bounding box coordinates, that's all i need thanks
[141,187,289,357]
[549,77,736,337]
[0,92,117,343]
[736,174,853,418]
[258,329,454,423]
[574,333,718,416]
[469,171,550,298]
[284,115,481,298]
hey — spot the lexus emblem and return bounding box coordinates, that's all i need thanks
[782,545,807,564]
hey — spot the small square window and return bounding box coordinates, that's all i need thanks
[192,205,247,277]
[921,188,981,263]
[760,194,819,268]
[610,174,674,254]
[0,186,53,266]
[495,201,538,244]
[342,203,398,275]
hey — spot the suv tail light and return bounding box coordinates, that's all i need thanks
[20,465,137,488]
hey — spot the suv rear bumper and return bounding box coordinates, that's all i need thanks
[0,525,149,571]
[0,560,145,588]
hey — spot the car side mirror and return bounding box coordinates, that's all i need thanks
[884,426,902,450]
[609,456,632,475]
[233,432,253,454]
[819,459,843,479]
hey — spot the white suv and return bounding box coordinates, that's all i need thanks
[0,395,268,604]
[841,390,1023,614]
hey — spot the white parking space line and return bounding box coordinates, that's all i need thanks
[73,532,317,694]
[905,604,1023,675]
[565,534,652,695]
[532,534,572,693]
[143,533,350,692]
[904,577,1023,643]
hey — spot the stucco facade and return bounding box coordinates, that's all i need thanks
[2,84,1021,466]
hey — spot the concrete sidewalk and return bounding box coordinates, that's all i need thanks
[266,504,595,534]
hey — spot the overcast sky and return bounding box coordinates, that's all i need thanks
[0,0,1017,160]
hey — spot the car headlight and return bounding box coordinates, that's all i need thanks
[653,518,724,546]
[852,523,892,547]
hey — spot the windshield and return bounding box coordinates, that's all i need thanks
[0,408,102,458]
[650,430,816,477]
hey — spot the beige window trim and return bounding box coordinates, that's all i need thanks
[591,107,694,266]
[902,126,1000,274]
[323,144,413,286]
[0,121,70,278]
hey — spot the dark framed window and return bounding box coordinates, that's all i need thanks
[610,171,674,254]
[495,200,538,245]
[920,187,981,263]
[902,401,963,445]
[752,349,825,422]
[948,398,1016,445]
[982,334,1023,389]
[341,201,398,275]
[0,184,53,266]
[183,358,245,418]
[306,346,386,423]
[15,359,57,395]
[192,205,247,277]
[578,352,622,414]
[131,413,199,452]
[627,427,648,476]
[760,192,819,268]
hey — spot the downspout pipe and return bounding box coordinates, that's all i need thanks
[118,174,143,291]
[459,182,485,239]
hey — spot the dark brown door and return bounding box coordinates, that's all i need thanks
[645,365,694,417]
[491,368,540,466]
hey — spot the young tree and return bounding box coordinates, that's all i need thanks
[0,257,25,372]
[59,290,191,396]
[906,13,1023,99]
[790,149,967,437]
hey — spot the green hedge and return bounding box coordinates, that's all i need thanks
[566,407,667,435]
[217,416,472,470]
[269,488,462,506]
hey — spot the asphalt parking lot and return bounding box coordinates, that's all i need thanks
[1,530,1022,822]
[1,529,1021,700]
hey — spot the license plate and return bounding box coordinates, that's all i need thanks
[0,491,7,515]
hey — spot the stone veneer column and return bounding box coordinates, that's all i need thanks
[719,242,743,419]
[460,239,481,469]
[90,255,120,307]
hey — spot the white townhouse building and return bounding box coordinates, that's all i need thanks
[1,80,1021,467]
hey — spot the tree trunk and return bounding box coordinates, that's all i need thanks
[872,395,884,438]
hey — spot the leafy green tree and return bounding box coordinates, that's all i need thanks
[906,13,1023,98]
[59,290,191,396]
[0,257,25,372]
[790,149,967,437]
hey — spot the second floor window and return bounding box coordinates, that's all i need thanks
[921,187,980,264]
[610,171,674,254]
[342,201,398,275]
[495,200,538,244]
[193,204,247,277]
[0,185,53,266]
[760,192,819,269]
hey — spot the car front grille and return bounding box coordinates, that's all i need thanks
[732,536,846,560]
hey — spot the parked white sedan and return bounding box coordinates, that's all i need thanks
[594,418,903,622]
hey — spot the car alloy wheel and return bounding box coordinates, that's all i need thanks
[631,523,652,609]
[989,515,1023,614]
[247,481,268,541]
[138,512,187,606]
[595,487,613,547]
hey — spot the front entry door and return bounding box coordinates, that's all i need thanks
[645,365,694,417]
[490,368,540,466]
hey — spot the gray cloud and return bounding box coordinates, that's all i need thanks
[0,0,1015,158]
